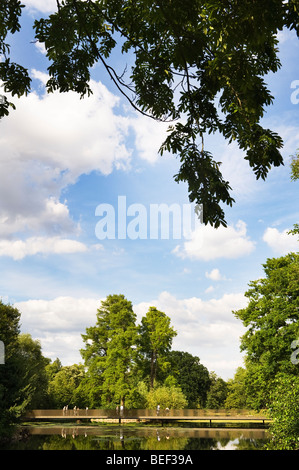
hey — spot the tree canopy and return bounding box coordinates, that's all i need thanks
[81,294,138,407]
[234,253,299,409]
[1,1,298,226]
[138,306,177,389]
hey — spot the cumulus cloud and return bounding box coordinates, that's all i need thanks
[173,220,255,261]
[129,114,170,163]
[16,296,100,332]
[0,73,131,239]
[0,236,88,260]
[24,0,57,13]
[205,268,226,281]
[0,197,76,239]
[219,141,261,201]
[16,296,101,364]
[263,227,299,255]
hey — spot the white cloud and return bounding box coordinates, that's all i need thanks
[205,268,226,281]
[263,227,299,255]
[173,220,255,261]
[16,296,101,364]
[16,296,99,332]
[130,114,170,163]
[0,197,76,239]
[276,28,298,45]
[219,141,261,201]
[0,74,131,238]
[24,0,57,13]
[205,286,215,294]
[0,236,88,260]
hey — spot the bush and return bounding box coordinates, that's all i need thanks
[267,374,299,450]
[146,385,188,409]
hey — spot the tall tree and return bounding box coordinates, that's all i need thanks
[224,367,249,409]
[166,350,211,408]
[81,294,138,407]
[234,253,299,409]
[138,307,177,389]
[205,371,228,409]
[2,1,299,226]
[48,363,86,408]
[14,334,51,409]
[0,301,21,435]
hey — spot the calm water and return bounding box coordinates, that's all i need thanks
[2,424,270,450]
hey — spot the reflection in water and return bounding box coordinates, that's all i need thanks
[2,425,270,451]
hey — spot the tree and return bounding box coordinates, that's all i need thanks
[0,301,21,436]
[14,334,51,409]
[138,307,177,389]
[234,253,299,409]
[146,384,188,410]
[2,1,298,227]
[166,350,210,408]
[205,372,228,409]
[288,151,299,239]
[45,358,62,382]
[81,294,138,407]
[0,1,31,118]
[48,363,86,408]
[224,367,249,409]
[290,149,299,182]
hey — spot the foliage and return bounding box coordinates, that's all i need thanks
[267,374,299,450]
[288,153,299,239]
[205,372,228,409]
[2,1,299,226]
[48,363,86,409]
[81,294,138,407]
[14,334,51,409]
[166,350,211,407]
[146,385,188,410]
[45,358,62,382]
[0,1,31,117]
[138,307,177,389]
[224,367,249,409]
[234,253,299,409]
[0,301,21,436]
[290,149,299,181]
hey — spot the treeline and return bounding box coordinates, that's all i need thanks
[1,248,299,450]
[0,294,241,436]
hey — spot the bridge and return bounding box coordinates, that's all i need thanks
[24,408,271,426]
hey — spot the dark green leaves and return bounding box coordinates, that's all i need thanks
[0,1,31,118]
[1,0,297,226]
[234,253,299,408]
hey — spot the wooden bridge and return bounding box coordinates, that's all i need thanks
[24,408,271,426]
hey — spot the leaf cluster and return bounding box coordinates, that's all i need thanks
[1,1,296,225]
[0,1,31,117]
[234,252,299,408]
[33,0,293,226]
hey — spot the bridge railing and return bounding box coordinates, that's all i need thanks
[24,408,267,420]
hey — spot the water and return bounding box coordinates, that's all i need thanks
[2,424,269,450]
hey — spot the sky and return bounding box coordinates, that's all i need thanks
[1,0,299,380]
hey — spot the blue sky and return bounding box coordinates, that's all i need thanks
[1,0,299,380]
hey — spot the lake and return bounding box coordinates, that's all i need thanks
[1,423,270,450]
